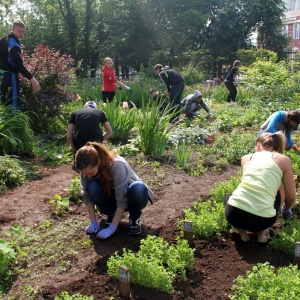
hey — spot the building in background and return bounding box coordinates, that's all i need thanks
[283,0,300,55]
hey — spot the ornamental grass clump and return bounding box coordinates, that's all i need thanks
[136,99,174,159]
[101,98,136,141]
[229,262,300,300]
[107,235,194,293]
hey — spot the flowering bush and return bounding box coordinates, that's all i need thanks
[20,44,76,133]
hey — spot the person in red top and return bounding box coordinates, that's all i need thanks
[101,57,131,102]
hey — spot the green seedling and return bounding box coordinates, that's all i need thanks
[50,194,70,216]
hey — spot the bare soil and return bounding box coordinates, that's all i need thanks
[0,158,294,300]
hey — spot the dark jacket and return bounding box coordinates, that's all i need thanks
[0,33,32,79]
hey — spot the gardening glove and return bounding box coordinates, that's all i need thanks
[124,85,131,91]
[292,144,300,152]
[96,223,117,239]
[192,112,199,117]
[281,207,293,220]
[85,220,99,234]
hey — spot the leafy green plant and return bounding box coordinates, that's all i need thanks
[107,235,194,293]
[168,125,209,146]
[230,262,300,300]
[0,225,25,296]
[0,155,36,191]
[210,175,241,204]
[269,217,300,256]
[180,200,228,239]
[50,194,70,216]
[55,291,94,300]
[68,177,81,202]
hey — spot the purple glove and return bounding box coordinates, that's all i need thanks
[281,207,293,220]
[85,220,99,234]
[96,223,117,239]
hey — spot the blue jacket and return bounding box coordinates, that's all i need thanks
[259,111,294,149]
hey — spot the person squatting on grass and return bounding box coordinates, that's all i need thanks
[0,19,40,108]
[75,142,154,239]
[154,64,184,123]
[67,101,113,152]
[225,132,296,243]
[258,110,300,152]
[149,87,169,113]
[224,60,240,103]
[180,90,212,118]
[101,57,131,102]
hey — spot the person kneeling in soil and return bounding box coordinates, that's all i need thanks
[75,142,154,239]
[225,132,296,243]
[180,90,211,119]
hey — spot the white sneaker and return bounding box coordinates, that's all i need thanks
[257,229,270,243]
[230,227,250,242]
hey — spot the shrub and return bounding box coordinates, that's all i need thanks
[20,44,76,133]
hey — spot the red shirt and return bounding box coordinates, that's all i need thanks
[102,66,117,92]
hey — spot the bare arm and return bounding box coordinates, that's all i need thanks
[85,201,97,221]
[116,80,126,89]
[112,207,125,227]
[273,154,296,209]
[102,121,113,141]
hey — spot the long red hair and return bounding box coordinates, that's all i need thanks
[75,142,116,194]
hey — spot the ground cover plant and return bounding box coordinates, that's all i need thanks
[1,56,300,299]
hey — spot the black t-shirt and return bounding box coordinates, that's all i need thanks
[69,108,108,150]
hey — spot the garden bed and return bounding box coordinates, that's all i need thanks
[0,158,296,300]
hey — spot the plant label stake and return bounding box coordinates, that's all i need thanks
[119,265,131,299]
[183,220,193,246]
[224,193,231,203]
[294,242,300,267]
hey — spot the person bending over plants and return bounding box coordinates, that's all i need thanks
[74,142,154,239]
[225,132,296,243]
[258,110,300,152]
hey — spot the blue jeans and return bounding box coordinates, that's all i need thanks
[86,180,149,220]
[0,71,20,108]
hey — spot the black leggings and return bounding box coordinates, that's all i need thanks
[102,91,115,103]
[224,81,237,102]
[225,191,281,232]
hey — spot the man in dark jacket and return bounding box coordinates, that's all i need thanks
[0,20,40,108]
[154,64,184,123]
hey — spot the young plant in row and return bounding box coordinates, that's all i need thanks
[269,217,300,256]
[210,175,241,204]
[55,291,94,300]
[180,200,228,240]
[173,142,192,169]
[50,194,70,216]
[107,235,194,293]
[230,262,300,300]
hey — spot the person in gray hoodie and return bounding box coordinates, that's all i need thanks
[181,90,211,118]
